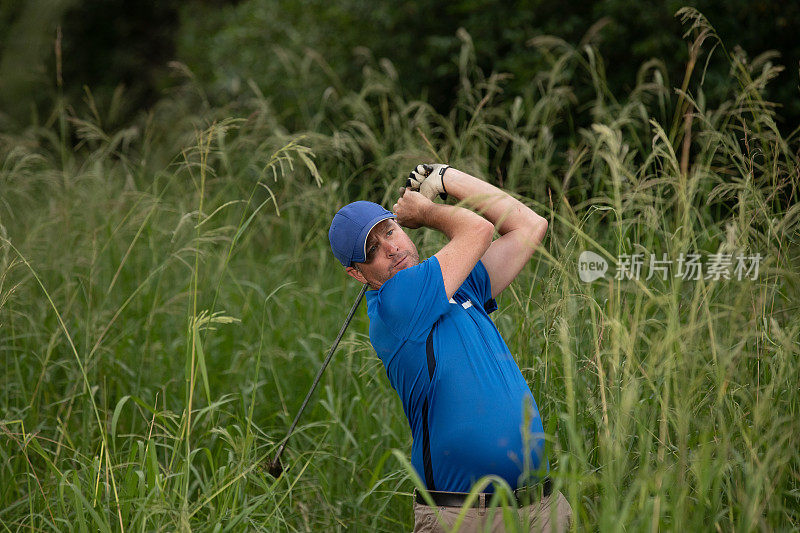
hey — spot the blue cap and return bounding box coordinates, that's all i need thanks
[329,201,396,267]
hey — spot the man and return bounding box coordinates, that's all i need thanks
[328,164,572,532]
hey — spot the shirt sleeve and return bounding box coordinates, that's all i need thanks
[373,256,451,341]
[459,260,498,314]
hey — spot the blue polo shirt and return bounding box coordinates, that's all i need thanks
[365,256,546,493]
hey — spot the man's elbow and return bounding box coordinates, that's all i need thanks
[528,215,548,249]
[474,218,494,250]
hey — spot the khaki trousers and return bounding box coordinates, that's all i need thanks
[412,491,572,533]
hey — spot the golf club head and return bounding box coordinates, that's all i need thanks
[267,457,284,478]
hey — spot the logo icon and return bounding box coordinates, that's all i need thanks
[578,251,608,282]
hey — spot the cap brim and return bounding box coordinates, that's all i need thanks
[351,213,397,264]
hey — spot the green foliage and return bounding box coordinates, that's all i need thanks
[59,0,181,111]
[2,0,800,132]
[1,8,799,531]
[0,0,75,128]
[173,0,800,130]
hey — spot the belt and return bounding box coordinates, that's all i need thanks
[415,477,552,508]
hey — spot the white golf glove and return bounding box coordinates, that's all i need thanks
[406,164,450,201]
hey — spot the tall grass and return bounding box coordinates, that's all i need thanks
[1,8,798,531]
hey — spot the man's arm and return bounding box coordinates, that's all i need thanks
[393,189,494,299]
[439,167,548,298]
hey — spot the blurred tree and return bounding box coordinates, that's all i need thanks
[58,0,180,121]
[0,0,76,125]
[176,0,800,129]
[0,0,798,130]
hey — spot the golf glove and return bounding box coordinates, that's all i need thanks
[406,164,450,201]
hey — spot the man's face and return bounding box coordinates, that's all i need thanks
[346,219,419,289]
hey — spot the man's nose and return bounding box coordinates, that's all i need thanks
[383,240,399,254]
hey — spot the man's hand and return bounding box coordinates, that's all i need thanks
[392,189,433,229]
[406,164,449,201]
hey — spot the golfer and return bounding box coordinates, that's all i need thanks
[329,164,572,532]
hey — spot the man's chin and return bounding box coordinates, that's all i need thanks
[393,255,417,272]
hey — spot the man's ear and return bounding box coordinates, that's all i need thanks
[346,265,367,285]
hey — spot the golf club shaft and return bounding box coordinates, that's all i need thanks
[271,283,368,468]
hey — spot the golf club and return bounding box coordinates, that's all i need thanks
[268,283,368,478]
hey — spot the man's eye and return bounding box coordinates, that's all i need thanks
[387,230,393,236]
